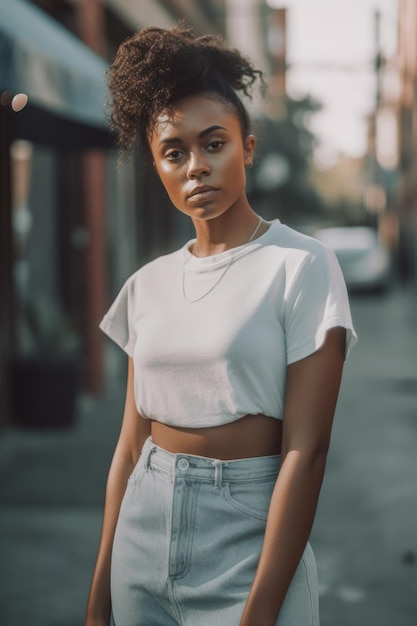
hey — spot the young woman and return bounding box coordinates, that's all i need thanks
[85,23,357,626]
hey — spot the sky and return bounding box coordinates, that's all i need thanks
[267,0,399,166]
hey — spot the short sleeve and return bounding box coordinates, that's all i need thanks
[99,274,137,357]
[285,245,357,364]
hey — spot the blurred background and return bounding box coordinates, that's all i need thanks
[0,0,416,624]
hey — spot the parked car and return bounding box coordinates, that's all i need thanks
[313,226,391,293]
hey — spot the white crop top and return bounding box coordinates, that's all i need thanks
[100,219,357,427]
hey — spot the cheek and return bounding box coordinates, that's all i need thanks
[156,162,178,186]
[223,143,245,169]
[155,160,173,182]
[222,150,246,183]
[157,159,173,175]
[155,163,184,203]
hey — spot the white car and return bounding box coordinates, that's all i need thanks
[313,226,391,293]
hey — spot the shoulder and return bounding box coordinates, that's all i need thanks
[265,221,336,277]
[273,222,331,256]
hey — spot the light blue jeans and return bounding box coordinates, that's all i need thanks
[110,437,319,626]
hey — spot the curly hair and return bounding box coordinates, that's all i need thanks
[107,22,264,157]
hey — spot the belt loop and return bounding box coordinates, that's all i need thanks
[145,445,157,471]
[213,460,223,488]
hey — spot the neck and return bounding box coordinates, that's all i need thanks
[191,206,265,258]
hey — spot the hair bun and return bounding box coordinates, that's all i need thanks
[108,22,264,155]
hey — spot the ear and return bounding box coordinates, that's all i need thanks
[244,134,256,167]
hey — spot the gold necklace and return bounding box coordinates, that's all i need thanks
[182,216,263,303]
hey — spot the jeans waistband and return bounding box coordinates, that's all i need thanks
[141,436,281,487]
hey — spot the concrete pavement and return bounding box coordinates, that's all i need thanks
[0,378,125,626]
[312,285,417,626]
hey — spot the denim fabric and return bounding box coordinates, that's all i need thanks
[111,437,319,626]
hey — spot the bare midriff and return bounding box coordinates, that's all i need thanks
[150,414,282,460]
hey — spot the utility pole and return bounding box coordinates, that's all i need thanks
[365,9,387,217]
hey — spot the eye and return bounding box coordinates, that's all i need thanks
[166,149,184,161]
[206,140,225,152]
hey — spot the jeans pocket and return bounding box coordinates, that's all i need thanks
[127,454,145,487]
[223,476,276,521]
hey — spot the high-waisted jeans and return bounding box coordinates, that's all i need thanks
[110,436,319,626]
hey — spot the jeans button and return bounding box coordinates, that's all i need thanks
[177,458,189,471]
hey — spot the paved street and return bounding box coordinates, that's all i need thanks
[0,377,125,626]
[0,285,416,625]
[312,285,417,625]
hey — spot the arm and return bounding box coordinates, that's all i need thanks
[240,327,346,626]
[85,358,151,625]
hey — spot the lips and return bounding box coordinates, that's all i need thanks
[187,185,219,200]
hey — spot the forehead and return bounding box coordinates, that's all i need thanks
[150,94,240,141]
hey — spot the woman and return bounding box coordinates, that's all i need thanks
[86,23,357,626]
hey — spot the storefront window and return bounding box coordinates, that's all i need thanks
[11,140,79,357]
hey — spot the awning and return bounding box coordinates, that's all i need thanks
[0,0,108,129]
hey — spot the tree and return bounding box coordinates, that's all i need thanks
[247,95,327,225]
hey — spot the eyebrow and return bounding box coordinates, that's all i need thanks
[158,125,228,147]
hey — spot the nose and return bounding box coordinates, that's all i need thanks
[187,151,210,179]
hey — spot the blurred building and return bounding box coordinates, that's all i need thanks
[225,0,287,114]
[348,6,406,276]
[0,0,111,428]
[396,0,417,284]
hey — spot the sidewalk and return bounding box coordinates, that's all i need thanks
[0,382,126,626]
